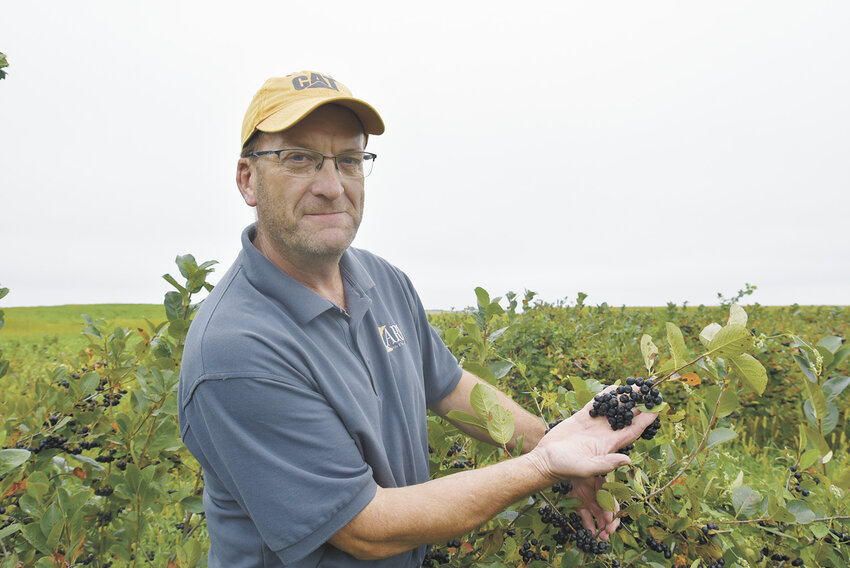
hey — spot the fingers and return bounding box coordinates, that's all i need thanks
[577,497,618,540]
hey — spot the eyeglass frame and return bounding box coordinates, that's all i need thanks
[246,148,378,178]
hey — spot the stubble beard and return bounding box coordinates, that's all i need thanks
[254,171,363,262]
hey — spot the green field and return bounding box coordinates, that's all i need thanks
[1,296,848,567]
[1,304,165,351]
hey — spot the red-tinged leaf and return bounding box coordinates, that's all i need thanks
[4,479,26,498]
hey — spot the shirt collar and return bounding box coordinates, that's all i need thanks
[239,224,374,325]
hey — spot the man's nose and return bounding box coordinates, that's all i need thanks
[310,160,345,199]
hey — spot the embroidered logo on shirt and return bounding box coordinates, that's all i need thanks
[378,324,406,352]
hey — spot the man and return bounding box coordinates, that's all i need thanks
[178,71,657,567]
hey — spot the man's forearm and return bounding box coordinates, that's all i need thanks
[328,451,554,560]
[432,370,546,452]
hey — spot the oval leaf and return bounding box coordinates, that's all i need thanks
[728,353,768,395]
[0,448,31,476]
[666,323,687,369]
[596,489,617,513]
[707,428,738,449]
[641,334,659,373]
[709,324,752,358]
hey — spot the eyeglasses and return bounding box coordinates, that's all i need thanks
[247,148,377,178]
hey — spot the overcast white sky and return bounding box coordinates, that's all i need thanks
[2,1,848,310]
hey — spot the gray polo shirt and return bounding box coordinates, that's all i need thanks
[178,224,462,567]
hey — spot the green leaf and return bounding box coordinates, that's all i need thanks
[79,372,100,397]
[706,428,737,449]
[474,287,491,311]
[827,347,850,372]
[470,384,514,445]
[470,384,500,420]
[708,324,752,358]
[728,353,768,395]
[666,322,686,370]
[445,410,487,432]
[699,322,722,348]
[67,453,106,471]
[817,335,843,354]
[164,291,183,322]
[728,304,748,327]
[162,273,187,295]
[798,448,820,470]
[20,523,51,556]
[568,376,592,408]
[601,481,633,501]
[801,376,829,421]
[640,334,658,373]
[793,353,818,383]
[486,404,515,446]
[771,506,797,524]
[176,254,199,279]
[787,500,816,524]
[732,485,761,517]
[803,399,838,434]
[823,376,850,401]
[180,496,205,514]
[596,489,617,512]
[463,361,497,385]
[704,386,739,418]
[0,448,31,476]
[488,327,510,345]
[43,506,64,550]
[0,522,20,540]
[488,360,514,380]
[168,318,192,340]
[802,425,830,457]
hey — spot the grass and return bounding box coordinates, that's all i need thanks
[0,304,165,351]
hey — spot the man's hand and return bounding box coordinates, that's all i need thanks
[569,476,620,540]
[527,385,658,486]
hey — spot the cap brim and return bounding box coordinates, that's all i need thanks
[256,96,385,137]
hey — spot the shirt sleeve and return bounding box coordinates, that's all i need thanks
[397,270,463,407]
[186,375,378,564]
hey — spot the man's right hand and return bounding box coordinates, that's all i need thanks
[527,385,658,481]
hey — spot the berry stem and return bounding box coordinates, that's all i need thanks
[636,371,728,507]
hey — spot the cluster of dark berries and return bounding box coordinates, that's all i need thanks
[789,467,812,497]
[34,435,68,453]
[96,511,113,526]
[537,505,610,554]
[701,522,720,536]
[421,545,450,567]
[590,378,663,431]
[546,418,564,433]
[95,448,119,463]
[646,535,672,559]
[519,539,543,563]
[551,480,573,495]
[640,417,662,440]
[701,559,725,568]
[627,376,663,409]
[828,527,850,543]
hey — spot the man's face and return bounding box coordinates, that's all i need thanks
[240,105,367,262]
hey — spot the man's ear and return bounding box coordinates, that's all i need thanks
[236,158,259,207]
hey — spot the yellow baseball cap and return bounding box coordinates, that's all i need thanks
[241,71,385,148]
